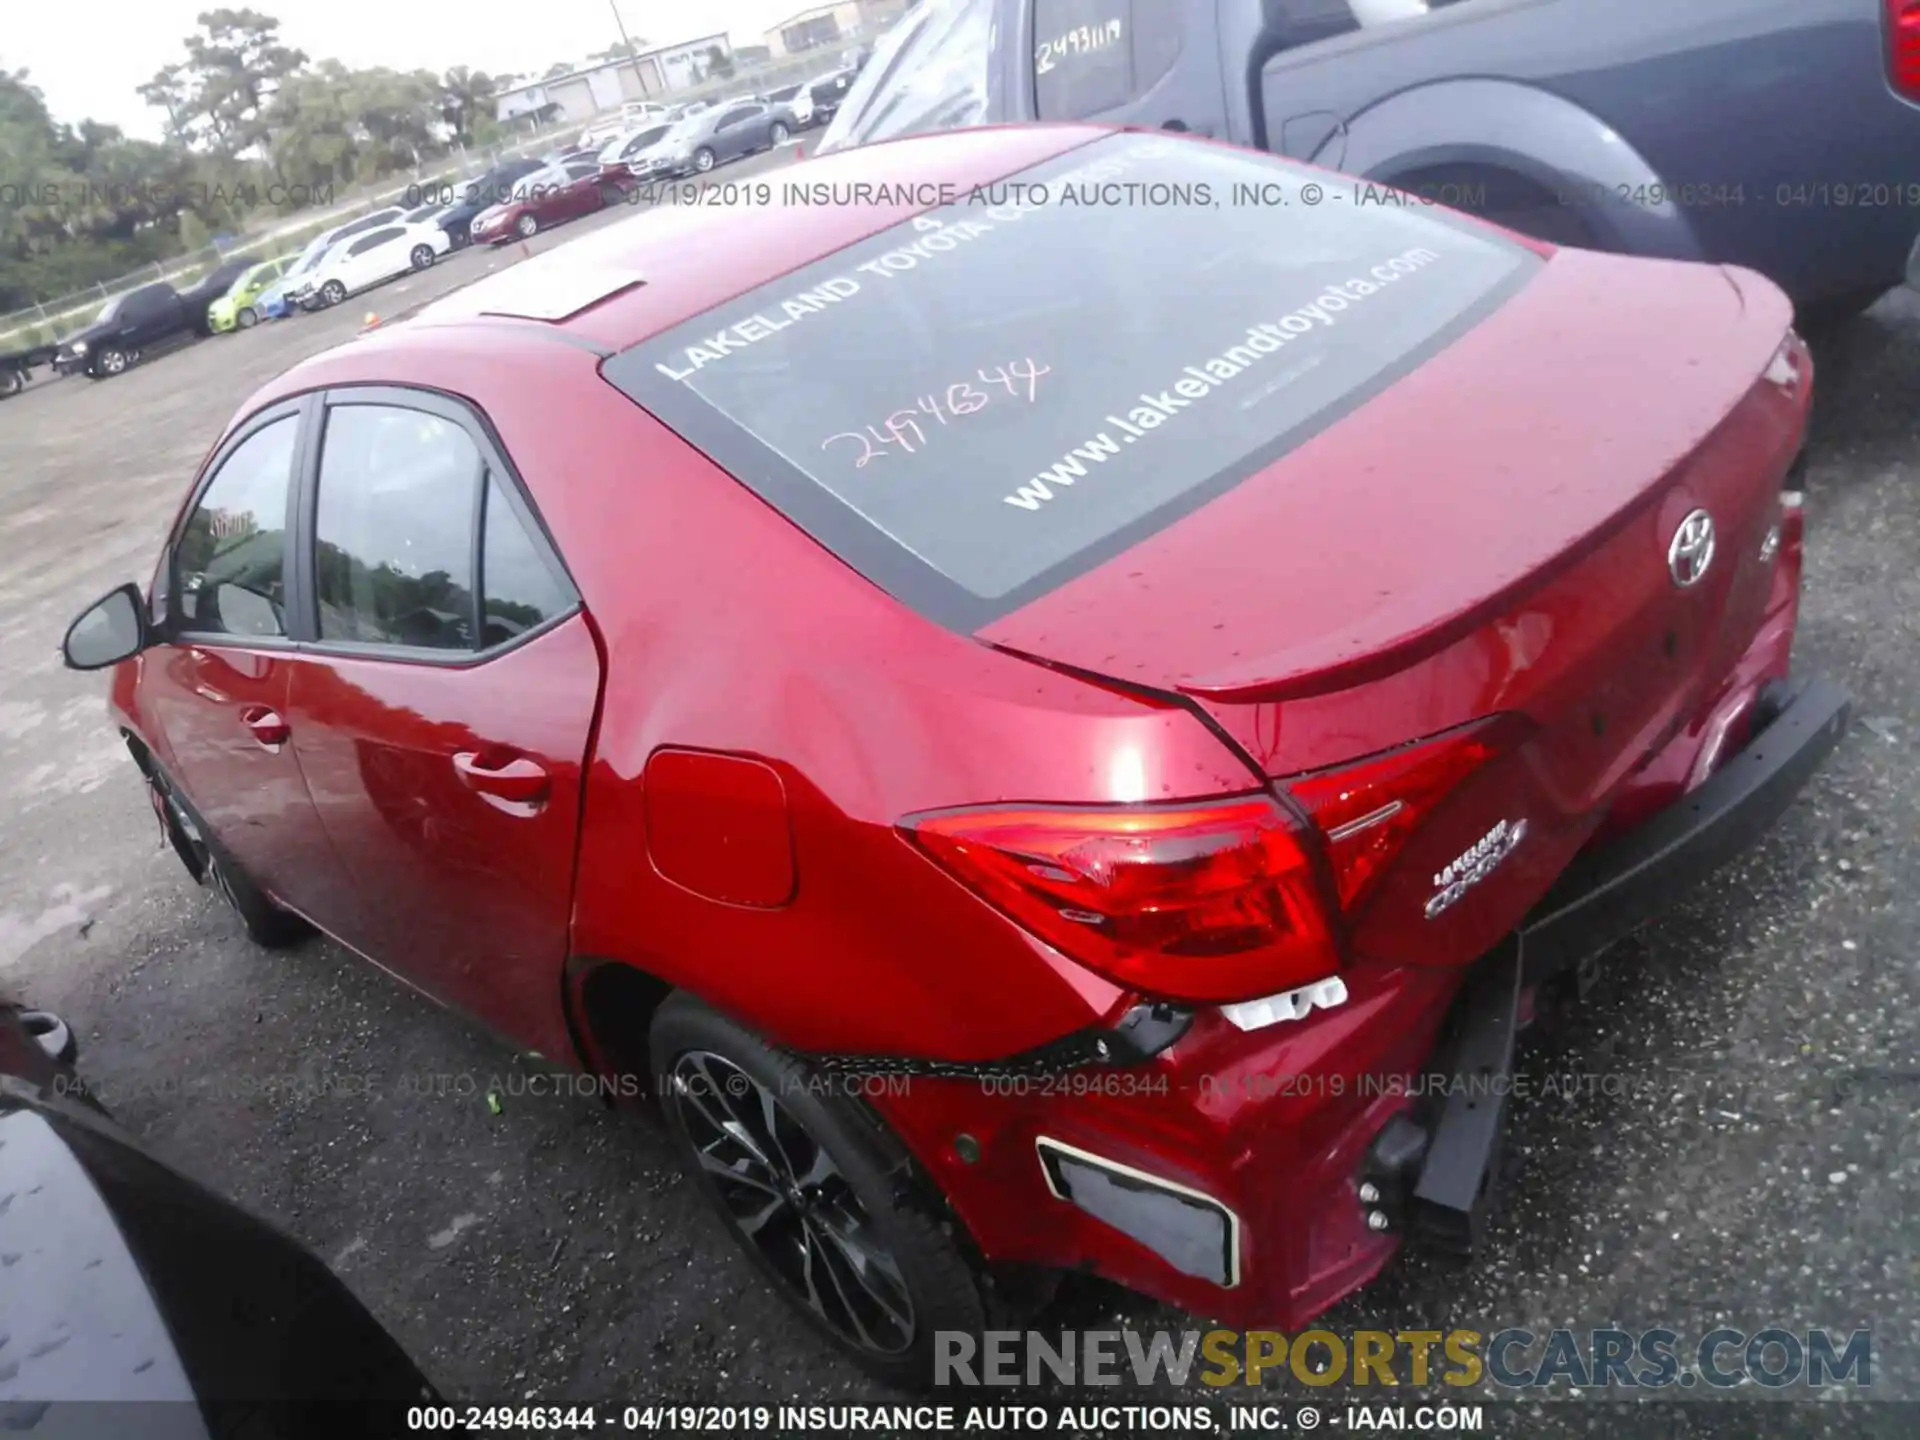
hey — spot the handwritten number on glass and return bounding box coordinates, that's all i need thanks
[821,360,1048,473]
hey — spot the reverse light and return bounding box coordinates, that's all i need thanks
[1890,0,1920,98]
[902,795,1342,1004]
[1285,715,1529,914]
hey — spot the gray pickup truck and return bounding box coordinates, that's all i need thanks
[823,0,1920,319]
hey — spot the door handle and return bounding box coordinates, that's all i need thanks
[453,751,551,807]
[240,705,290,747]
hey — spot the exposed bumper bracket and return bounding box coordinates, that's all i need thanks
[1409,935,1520,1256]
[1383,673,1849,1260]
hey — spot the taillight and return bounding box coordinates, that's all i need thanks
[1286,715,1529,914]
[901,795,1341,1003]
[1891,0,1920,97]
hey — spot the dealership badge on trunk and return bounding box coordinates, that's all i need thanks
[1669,509,1717,588]
[1426,818,1529,920]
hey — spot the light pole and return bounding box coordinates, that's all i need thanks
[608,0,654,97]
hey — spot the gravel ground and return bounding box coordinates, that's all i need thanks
[1,159,1914,1439]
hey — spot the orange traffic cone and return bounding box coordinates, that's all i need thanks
[362,311,380,330]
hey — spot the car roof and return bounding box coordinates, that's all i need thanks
[374,125,1099,357]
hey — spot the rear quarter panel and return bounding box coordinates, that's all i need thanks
[554,396,1261,1060]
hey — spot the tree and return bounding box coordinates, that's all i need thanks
[543,61,575,79]
[437,66,497,147]
[591,40,650,61]
[264,61,441,190]
[139,8,308,155]
[0,63,235,313]
[703,44,735,80]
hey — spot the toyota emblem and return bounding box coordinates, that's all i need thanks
[1668,509,1716,589]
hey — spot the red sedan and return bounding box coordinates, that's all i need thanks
[468,158,627,244]
[63,125,1847,1383]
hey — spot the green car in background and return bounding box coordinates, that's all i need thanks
[206,255,296,333]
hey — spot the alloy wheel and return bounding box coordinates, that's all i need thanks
[411,245,435,270]
[668,1049,914,1355]
[695,148,716,173]
[100,349,127,375]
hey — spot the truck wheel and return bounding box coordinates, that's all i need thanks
[651,993,989,1386]
[0,367,21,398]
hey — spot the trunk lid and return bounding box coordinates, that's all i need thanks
[983,249,1808,964]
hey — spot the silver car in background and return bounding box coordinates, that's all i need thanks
[651,100,796,175]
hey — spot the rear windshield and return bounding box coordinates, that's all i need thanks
[605,134,1540,629]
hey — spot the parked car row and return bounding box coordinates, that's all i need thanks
[21,197,488,387]
[589,100,801,187]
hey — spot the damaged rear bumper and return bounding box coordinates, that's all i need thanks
[1374,673,1850,1254]
[871,678,1848,1328]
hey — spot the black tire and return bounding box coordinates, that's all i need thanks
[92,347,129,378]
[157,777,311,949]
[0,366,21,398]
[320,280,347,307]
[410,244,435,271]
[651,993,988,1386]
[693,147,717,174]
[770,121,791,147]
[237,306,258,329]
[515,212,540,239]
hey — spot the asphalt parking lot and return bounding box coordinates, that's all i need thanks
[2,138,1916,1434]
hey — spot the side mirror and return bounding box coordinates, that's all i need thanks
[63,582,150,671]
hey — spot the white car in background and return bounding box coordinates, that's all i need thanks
[597,121,675,177]
[296,219,451,310]
[762,83,816,128]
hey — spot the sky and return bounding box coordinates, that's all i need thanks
[5,0,811,139]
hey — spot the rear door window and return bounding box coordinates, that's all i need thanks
[312,404,480,651]
[604,133,1539,630]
